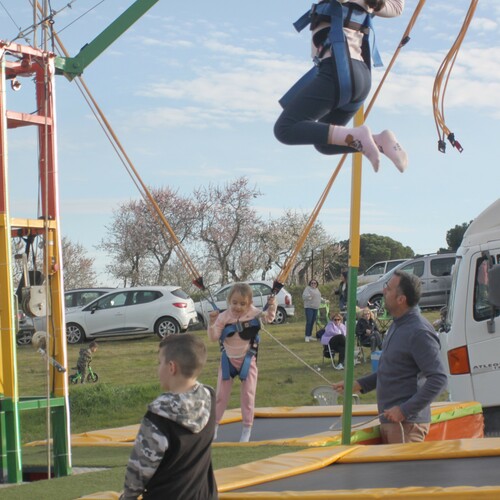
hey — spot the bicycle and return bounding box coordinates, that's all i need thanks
[69,365,99,384]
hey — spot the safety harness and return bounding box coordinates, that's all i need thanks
[279,0,383,110]
[220,318,261,381]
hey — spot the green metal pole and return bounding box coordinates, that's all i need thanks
[55,0,160,77]
[341,107,364,445]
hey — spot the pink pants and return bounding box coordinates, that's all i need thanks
[215,355,258,427]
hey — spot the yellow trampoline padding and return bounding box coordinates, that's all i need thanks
[340,437,500,462]
[25,401,482,448]
[25,424,140,448]
[254,404,379,417]
[219,486,500,499]
[216,438,500,494]
[216,445,361,493]
[78,491,121,499]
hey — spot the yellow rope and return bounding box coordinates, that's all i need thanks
[432,0,478,153]
[48,28,205,288]
[277,0,427,285]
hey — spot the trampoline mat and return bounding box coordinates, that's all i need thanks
[234,456,500,492]
[216,415,371,443]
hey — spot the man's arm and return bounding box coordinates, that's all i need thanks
[120,417,168,500]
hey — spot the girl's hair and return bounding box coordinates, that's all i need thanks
[227,282,253,302]
[308,279,318,286]
[365,0,386,12]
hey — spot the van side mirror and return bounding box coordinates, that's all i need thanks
[489,265,500,308]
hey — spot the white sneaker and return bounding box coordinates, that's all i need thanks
[240,426,252,442]
[305,336,317,342]
[335,363,344,370]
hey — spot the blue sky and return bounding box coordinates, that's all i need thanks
[2,1,499,285]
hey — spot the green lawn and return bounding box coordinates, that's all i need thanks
[2,312,441,498]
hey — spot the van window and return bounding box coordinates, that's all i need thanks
[386,260,405,272]
[473,255,500,322]
[430,257,455,277]
[401,260,424,278]
[364,262,386,276]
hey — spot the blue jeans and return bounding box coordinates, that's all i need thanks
[304,308,318,338]
[274,58,371,153]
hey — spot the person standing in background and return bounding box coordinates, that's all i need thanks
[335,271,348,311]
[302,279,322,342]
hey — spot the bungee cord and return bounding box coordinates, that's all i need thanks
[260,323,334,385]
[432,0,478,154]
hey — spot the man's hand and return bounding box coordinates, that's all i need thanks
[383,406,405,423]
[332,380,361,394]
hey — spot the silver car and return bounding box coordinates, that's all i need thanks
[65,286,198,344]
[356,253,456,310]
[195,280,295,326]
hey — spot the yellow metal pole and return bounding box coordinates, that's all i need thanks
[0,53,22,482]
[341,106,364,445]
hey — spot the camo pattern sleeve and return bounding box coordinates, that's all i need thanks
[119,416,168,500]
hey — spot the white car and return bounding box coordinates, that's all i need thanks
[195,280,295,326]
[65,286,198,344]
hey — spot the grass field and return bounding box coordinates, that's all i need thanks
[3,310,441,499]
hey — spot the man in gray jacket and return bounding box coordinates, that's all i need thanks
[334,270,447,443]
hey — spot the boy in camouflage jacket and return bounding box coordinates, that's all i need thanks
[120,334,217,500]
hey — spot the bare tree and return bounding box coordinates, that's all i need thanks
[99,187,196,286]
[193,177,263,285]
[61,237,97,289]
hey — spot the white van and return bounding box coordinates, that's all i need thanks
[357,259,410,285]
[440,199,500,435]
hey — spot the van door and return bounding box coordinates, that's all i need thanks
[423,256,455,307]
[466,252,500,408]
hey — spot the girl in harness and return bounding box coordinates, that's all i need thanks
[274,0,407,173]
[208,282,277,442]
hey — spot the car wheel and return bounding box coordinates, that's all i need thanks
[369,295,384,311]
[17,331,34,346]
[66,323,86,344]
[273,307,287,325]
[155,317,180,338]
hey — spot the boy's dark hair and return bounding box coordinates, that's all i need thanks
[159,334,207,378]
[89,341,98,349]
[394,270,421,307]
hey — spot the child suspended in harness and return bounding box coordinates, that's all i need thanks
[207,282,277,443]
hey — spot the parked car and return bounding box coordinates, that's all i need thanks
[356,253,456,310]
[195,280,295,326]
[64,288,115,310]
[64,286,198,344]
[357,259,410,285]
[17,288,115,345]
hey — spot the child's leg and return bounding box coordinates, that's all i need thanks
[215,367,234,425]
[372,130,408,173]
[239,359,258,442]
